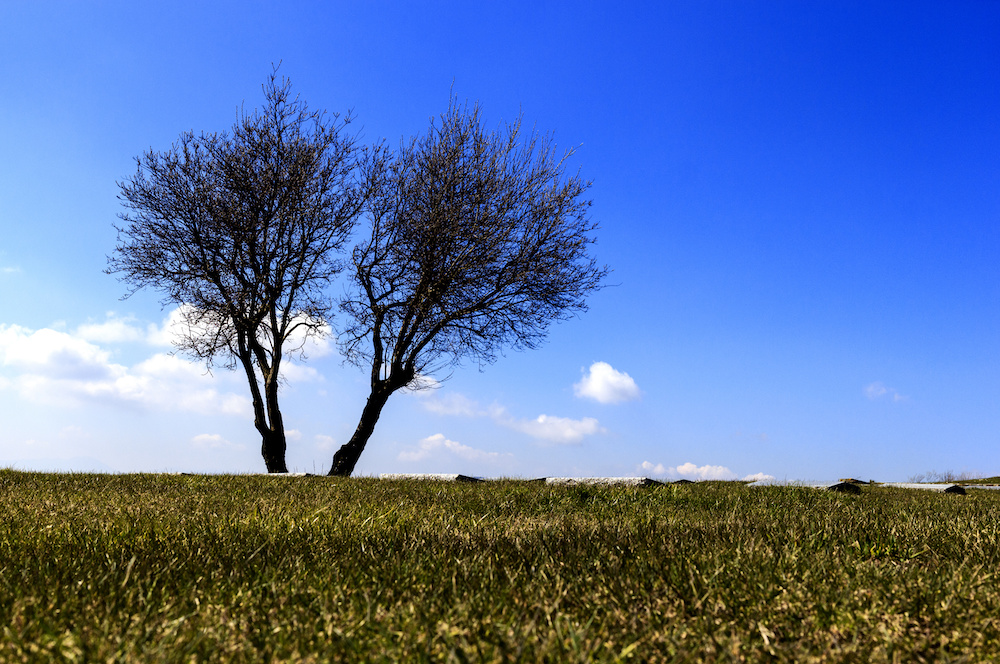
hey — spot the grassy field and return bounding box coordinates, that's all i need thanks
[1,471,999,662]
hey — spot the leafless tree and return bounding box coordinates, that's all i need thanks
[329,98,608,476]
[110,70,365,472]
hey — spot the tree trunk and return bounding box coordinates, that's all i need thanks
[261,428,289,473]
[237,345,289,473]
[328,387,392,477]
[262,366,288,473]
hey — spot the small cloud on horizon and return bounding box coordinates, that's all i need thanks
[639,460,736,480]
[640,461,668,475]
[639,461,773,482]
[741,472,776,482]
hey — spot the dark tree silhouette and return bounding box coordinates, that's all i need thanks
[329,98,607,476]
[110,71,365,473]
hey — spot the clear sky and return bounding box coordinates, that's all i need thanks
[1,1,998,481]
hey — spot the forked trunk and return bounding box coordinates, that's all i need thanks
[328,387,392,477]
[239,342,290,474]
[261,371,288,473]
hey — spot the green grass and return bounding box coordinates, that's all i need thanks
[2,471,999,662]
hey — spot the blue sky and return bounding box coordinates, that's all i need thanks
[1,1,998,480]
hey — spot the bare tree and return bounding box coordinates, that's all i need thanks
[329,98,607,476]
[110,70,365,473]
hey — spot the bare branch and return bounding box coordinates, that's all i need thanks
[110,69,367,473]
[329,95,608,476]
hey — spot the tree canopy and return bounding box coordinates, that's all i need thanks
[329,98,607,476]
[110,71,366,472]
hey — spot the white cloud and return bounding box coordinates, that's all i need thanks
[573,362,640,404]
[742,472,776,482]
[146,307,332,382]
[864,381,907,402]
[145,305,221,348]
[285,429,302,441]
[1,266,22,274]
[0,324,115,380]
[398,433,503,463]
[127,354,250,415]
[2,308,331,413]
[284,315,334,359]
[281,362,322,383]
[315,434,336,450]
[501,414,603,444]
[401,374,442,394]
[639,460,739,481]
[75,313,147,344]
[673,462,737,480]
[0,323,250,415]
[191,433,245,450]
[145,307,182,347]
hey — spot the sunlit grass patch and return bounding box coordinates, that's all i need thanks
[1,470,999,661]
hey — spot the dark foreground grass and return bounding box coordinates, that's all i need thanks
[1,471,999,662]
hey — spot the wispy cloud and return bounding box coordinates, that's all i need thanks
[419,392,485,417]
[191,433,245,450]
[413,391,604,445]
[573,362,640,404]
[500,413,602,444]
[398,433,505,463]
[1,266,22,275]
[864,381,907,402]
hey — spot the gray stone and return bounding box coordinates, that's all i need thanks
[747,479,861,494]
[881,483,966,495]
[379,473,483,482]
[544,477,663,486]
